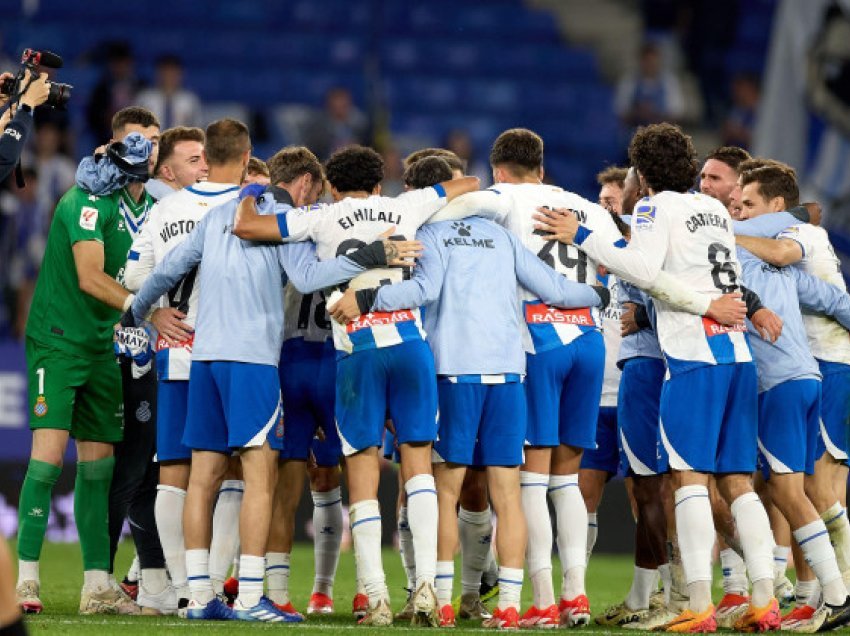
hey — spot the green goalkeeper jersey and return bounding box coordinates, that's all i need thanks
[26,185,154,358]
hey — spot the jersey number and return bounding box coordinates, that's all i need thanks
[534,230,588,283]
[707,243,738,293]
[297,293,331,331]
[167,266,199,313]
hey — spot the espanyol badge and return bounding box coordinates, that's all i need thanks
[33,396,48,417]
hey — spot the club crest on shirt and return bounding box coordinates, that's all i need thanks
[634,204,656,230]
[33,395,48,417]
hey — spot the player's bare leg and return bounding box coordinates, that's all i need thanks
[755,474,794,608]
[434,461,468,627]
[806,453,850,584]
[266,459,306,614]
[520,446,556,622]
[307,463,343,615]
[393,470,415,619]
[456,467,495,619]
[398,442,439,626]
[345,447,391,625]
[210,457,243,596]
[578,467,607,560]
[551,444,590,626]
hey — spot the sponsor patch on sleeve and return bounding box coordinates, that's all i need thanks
[634,204,656,229]
[79,206,99,231]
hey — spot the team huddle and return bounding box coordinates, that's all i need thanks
[12,104,850,632]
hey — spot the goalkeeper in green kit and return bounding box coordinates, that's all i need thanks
[15,107,167,615]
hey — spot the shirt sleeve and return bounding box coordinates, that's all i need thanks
[425,189,510,225]
[733,212,800,238]
[372,226,446,310]
[790,267,850,330]
[131,214,207,322]
[272,200,327,243]
[278,241,365,293]
[123,219,155,292]
[397,185,448,227]
[576,200,670,290]
[64,190,110,245]
[775,225,811,259]
[511,231,601,308]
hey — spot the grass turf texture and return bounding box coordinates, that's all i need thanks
[18,541,745,634]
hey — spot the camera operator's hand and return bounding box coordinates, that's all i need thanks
[20,71,50,110]
[0,72,13,109]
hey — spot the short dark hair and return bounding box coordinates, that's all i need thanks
[404,156,453,189]
[736,157,786,176]
[111,107,159,135]
[155,126,204,173]
[246,156,269,177]
[596,166,628,188]
[325,145,384,193]
[740,164,800,209]
[628,123,698,193]
[705,146,751,171]
[204,118,250,166]
[267,146,323,185]
[490,128,543,176]
[403,147,466,173]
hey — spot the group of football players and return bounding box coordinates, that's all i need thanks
[9,102,850,633]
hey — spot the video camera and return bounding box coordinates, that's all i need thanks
[0,48,72,109]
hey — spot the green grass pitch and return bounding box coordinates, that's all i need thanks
[17,541,745,634]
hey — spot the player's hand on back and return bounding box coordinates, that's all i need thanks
[751,307,783,343]
[706,292,746,326]
[533,206,579,244]
[378,226,423,268]
[151,307,193,346]
[620,302,641,337]
[327,288,361,324]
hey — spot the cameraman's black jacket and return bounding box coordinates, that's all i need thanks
[0,108,33,182]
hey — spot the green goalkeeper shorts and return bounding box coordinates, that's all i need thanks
[26,337,124,442]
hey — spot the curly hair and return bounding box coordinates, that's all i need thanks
[628,123,698,194]
[325,145,384,193]
[404,156,453,189]
[489,128,543,176]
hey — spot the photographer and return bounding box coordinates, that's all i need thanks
[0,70,50,181]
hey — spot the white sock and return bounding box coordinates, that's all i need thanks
[186,548,214,605]
[155,485,187,598]
[17,560,38,586]
[521,471,554,608]
[311,488,342,598]
[232,553,240,578]
[265,552,290,605]
[237,554,265,608]
[793,519,846,606]
[498,566,523,611]
[127,555,140,583]
[658,562,672,604]
[587,512,599,560]
[405,474,438,588]
[720,548,749,595]
[350,499,387,603]
[436,560,454,606]
[773,544,791,582]
[397,505,416,590]
[730,492,774,605]
[141,568,168,595]
[625,566,658,610]
[821,502,850,574]
[674,485,714,612]
[458,507,492,597]
[795,578,821,608]
[83,570,109,590]
[549,474,586,599]
[209,480,243,594]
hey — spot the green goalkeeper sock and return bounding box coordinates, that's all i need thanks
[17,459,62,563]
[75,456,115,572]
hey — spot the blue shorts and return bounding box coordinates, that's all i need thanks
[433,379,526,467]
[525,330,605,449]
[184,361,283,453]
[580,407,620,474]
[335,339,438,456]
[156,380,191,462]
[660,362,758,474]
[618,357,667,476]
[278,339,341,466]
[757,379,821,477]
[817,361,850,462]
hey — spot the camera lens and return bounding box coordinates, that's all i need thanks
[0,76,15,96]
[46,82,71,109]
